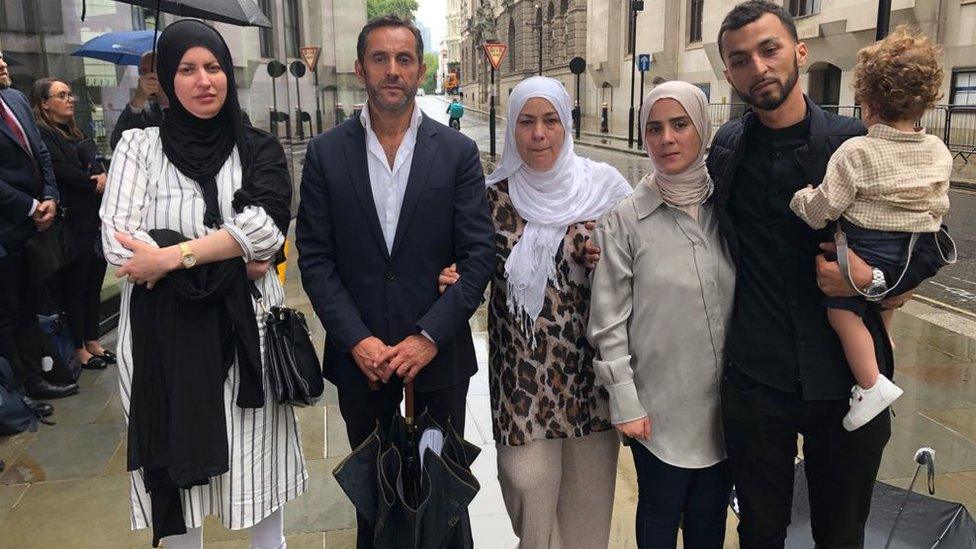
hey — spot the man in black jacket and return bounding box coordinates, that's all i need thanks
[708,2,944,547]
[0,50,79,402]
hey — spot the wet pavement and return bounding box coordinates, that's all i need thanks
[2,99,976,547]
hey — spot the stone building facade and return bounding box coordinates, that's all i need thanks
[459,0,588,114]
[454,0,976,140]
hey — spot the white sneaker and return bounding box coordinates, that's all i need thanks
[843,374,904,431]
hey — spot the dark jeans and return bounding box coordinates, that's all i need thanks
[0,246,43,389]
[337,378,470,549]
[62,230,106,348]
[722,363,891,549]
[630,442,732,549]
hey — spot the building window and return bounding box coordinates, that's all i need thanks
[951,70,976,106]
[624,4,635,55]
[508,19,517,73]
[689,0,704,43]
[546,2,555,64]
[0,0,62,34]
[259,0,275,58]
[789,0,820,17]
[283,0,301,58]
[695,83,711,100]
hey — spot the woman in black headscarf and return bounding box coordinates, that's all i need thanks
[100,20,305,549]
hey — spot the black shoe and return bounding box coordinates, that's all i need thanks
[22,396,54,418]
[24,397,54,417]
[82,357,107,370]
[25,380,79,400]
[91,350,117,365]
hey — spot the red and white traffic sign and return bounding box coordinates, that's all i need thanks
[300,46,321,72]
[482,42,508,71]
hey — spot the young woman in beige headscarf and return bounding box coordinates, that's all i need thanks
[588,81,735,549]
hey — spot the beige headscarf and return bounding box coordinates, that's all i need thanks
[639,81,713,219]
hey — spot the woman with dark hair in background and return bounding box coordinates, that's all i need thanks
[31,77,114,370]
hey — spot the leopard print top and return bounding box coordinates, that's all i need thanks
[487,181,612,446]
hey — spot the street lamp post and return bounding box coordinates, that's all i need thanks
[627,0,643,148]
[525,4,543,75]
[876,0,891,39]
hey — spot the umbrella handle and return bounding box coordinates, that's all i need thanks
[151,0,162,61]
[405,381,415,423]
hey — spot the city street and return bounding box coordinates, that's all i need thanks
[417,95,976,318]
[1,96,976,548]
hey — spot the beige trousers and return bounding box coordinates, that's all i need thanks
[497,429,620,549]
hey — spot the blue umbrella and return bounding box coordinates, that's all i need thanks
[72,30,158,66]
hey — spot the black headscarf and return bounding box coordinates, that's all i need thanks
[157,20,247,229]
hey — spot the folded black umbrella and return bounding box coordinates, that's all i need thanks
[334,383,481,549]
[730,458,976,548]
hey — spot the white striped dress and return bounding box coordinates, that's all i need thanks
[99,128,308,532]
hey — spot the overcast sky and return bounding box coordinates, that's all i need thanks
[416,0,446,48]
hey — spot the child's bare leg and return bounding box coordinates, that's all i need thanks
[828,308,879,389]
[880,308,895,331]
[881,308,896,349]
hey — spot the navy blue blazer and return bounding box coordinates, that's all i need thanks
[296,112,494,394]
[0,87,58,250]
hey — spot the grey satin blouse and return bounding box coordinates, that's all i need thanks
[587,180,735,468]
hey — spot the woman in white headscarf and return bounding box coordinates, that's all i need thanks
[587,81,735,548]
[442,76,630,548]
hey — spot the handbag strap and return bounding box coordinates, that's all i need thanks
[249,281,270,315]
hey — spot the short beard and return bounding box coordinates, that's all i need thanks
[733,57,800,112]
[365,79,418,113]
[0,76,10,89]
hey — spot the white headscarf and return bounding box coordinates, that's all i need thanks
[639,81,713,219]
[486,76,631,332]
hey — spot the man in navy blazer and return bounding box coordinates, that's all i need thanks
[296,15,493,547]
[0,51,79,401]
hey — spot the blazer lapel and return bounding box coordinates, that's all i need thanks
[0,91,31,159]
[343,120,390,260]
[391,115,438,259]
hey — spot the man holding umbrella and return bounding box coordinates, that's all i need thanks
[110,52,167,149]
[296,14,494,548]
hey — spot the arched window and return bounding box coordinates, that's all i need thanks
[560,0,569,15]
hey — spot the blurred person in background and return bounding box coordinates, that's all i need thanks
[31,77,115,371]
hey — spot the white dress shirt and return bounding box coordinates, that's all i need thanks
[358,103,437,346]
[359,102,424,253]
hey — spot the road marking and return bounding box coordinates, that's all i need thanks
[915,280,976,310]
[950,276,976,288]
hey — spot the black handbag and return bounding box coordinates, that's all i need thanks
[25,211,75,286]
[250,283,324,406]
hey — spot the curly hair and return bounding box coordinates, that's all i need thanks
[853,25,943,122]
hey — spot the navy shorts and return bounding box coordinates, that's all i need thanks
[823,219,914,317]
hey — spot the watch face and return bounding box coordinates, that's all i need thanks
[183,254,197,268]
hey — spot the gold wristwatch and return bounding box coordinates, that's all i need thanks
[178,242,198,269]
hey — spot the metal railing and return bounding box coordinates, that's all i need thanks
[703,103,976,156]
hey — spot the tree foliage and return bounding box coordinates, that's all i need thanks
[366,0,418,20]
[423,52,439,94]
